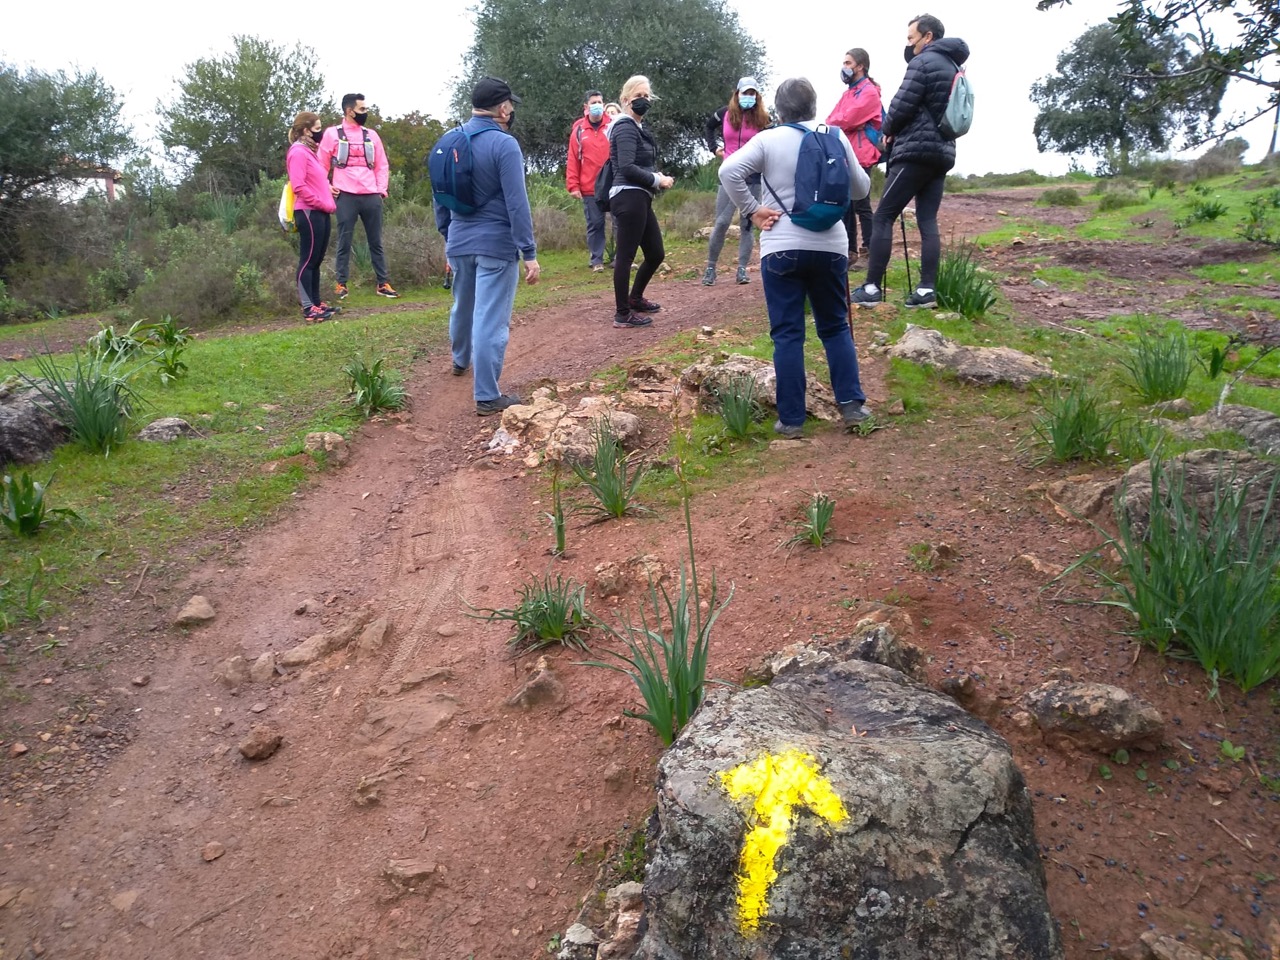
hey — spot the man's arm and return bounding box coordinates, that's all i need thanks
[373,130,390,196]
[566,121,582,197]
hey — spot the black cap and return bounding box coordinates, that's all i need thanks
[472,77,522,109]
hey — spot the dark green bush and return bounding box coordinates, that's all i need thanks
[1039,187,1083,207]
[1097,189,1142,212]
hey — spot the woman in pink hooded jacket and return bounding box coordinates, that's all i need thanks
[826,48,883,262]
[286,111,339,322]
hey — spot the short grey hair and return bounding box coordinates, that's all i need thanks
[774,78,817,124]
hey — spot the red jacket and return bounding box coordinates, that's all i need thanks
[827,78,884,169]
[566,114,612,197]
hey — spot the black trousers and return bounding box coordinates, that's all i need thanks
[611,188,664,313]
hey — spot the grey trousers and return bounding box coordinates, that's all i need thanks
[334,191,389,285]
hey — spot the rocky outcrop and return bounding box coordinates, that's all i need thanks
[1163,404,1280,456]
[1118,449,1280,540]
[888,325,1054,389]
[137,417,198,442]
[0,380,68,467]
[633,648,1062,960]
[678,354,842,422]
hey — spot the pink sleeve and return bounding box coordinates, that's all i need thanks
[845,86,883,129]
[373,130,390,195]
[287,146,331,210]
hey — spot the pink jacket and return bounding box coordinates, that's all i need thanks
[286,141,337,213]
[317,119,390,196]
[826,78,883,169]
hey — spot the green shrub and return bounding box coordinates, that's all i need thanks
[1039,187,1083,207]
[384,202,447,284]
[1097,189,1142,212]
[1185,199,1229,223]
[343,355,407,417]
[573,417,649,519]
[470,573,595,654]
[1239,191,1280,249]
[1090,458,1280,692]
[531,205,581,252]
[935,241,997,318]
[87,320,154,361]
[659,192,717,241]
[1,472,78,536]
[1028,379,1118,464]
[22,351,146,455]
[1119,330,1194,403]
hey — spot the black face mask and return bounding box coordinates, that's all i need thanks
[308,128,321,143]
[904,44,919,64]
[506,108,517,130]
[352,112,368,126]
[630,97,651,117]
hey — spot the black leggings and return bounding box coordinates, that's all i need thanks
[296,209,331,308]
[863,161,946,289]
[611,188,664,312]
[844,165,874,251]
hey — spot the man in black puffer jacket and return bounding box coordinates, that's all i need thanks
[852,14,969,309]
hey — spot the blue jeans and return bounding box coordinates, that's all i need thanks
[448,254,520,402]
[582,197,607,267]
[761,249,866,427]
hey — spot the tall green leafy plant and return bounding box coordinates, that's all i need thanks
[2,472,78,536]
[22,350,147,455]
[572,417,649,519]
[1119,330,1193,403]
[580,466,732,745]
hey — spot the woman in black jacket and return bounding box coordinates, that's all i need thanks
[608,75,674,328]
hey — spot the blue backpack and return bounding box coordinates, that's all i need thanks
[428,124,500,214]
[763,123,852,232]
[864,106,889,148]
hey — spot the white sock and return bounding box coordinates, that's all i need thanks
[916,287,934,295]
[864,283,880,294]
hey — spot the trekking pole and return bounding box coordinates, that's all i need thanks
[899,214,913,294]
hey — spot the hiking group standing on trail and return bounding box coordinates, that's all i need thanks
[284,13,970,420]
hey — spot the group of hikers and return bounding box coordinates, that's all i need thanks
[285,13,969,430]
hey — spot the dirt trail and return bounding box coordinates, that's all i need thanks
[2,193,1277,960]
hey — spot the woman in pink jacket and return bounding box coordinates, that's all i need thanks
[826,49,884,262]
[286,111,339,322]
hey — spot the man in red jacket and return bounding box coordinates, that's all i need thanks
[566,90,613,272]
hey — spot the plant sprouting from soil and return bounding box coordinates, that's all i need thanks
[1118,330,1194,403]
[468,573,596,655]
[343,355,407,417]
[783,493,836,550]
[572,417,649,519]
[1,472,78,537]
[1027,379,1119,464]
[935,241,998,319]
[716,373,761,440]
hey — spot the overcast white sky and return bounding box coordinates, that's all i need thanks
[3,0,1273,176]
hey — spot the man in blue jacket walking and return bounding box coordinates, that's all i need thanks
[435,77,541,415]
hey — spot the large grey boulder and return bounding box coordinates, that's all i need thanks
[1118,449,1280,540]
[888,325,1054,389]
[0,380,68,467]
[635,653,1062,960]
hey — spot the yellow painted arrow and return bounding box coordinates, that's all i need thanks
[720,749,848,932]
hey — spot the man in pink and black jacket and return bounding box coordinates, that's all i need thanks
[318,93,398,299]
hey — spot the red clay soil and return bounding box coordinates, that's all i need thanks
[0,190,1277,960]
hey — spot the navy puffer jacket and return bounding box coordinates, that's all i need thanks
[882,37,970,172]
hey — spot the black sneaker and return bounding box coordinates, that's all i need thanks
[613,310,653,329]
[850,285,883,308]
[904,289,938,309]
[476,394,521,416]
[451,363,468,377]
[839,399,871,427]
[628,295,661,313]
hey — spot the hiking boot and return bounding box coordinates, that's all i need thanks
[850,284,883,308]
[903,288,938,309]
[773,420,804,440]
[303,305,332,323]
[736,266,750,284]
[476,393,521,416]
[629,295,661,313]
[591,264,604,273]
[839,399,871,427]
[335,282,349,300]
[318,301,338,313]
[451,363,469,377]
[376,282,400,299]
[613,310,653,329]
[701,266,716,286]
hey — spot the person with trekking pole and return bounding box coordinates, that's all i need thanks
[851,14,969,310]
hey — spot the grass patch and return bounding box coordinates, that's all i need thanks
[1028,379,1119,464]
[469,573,595,655]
